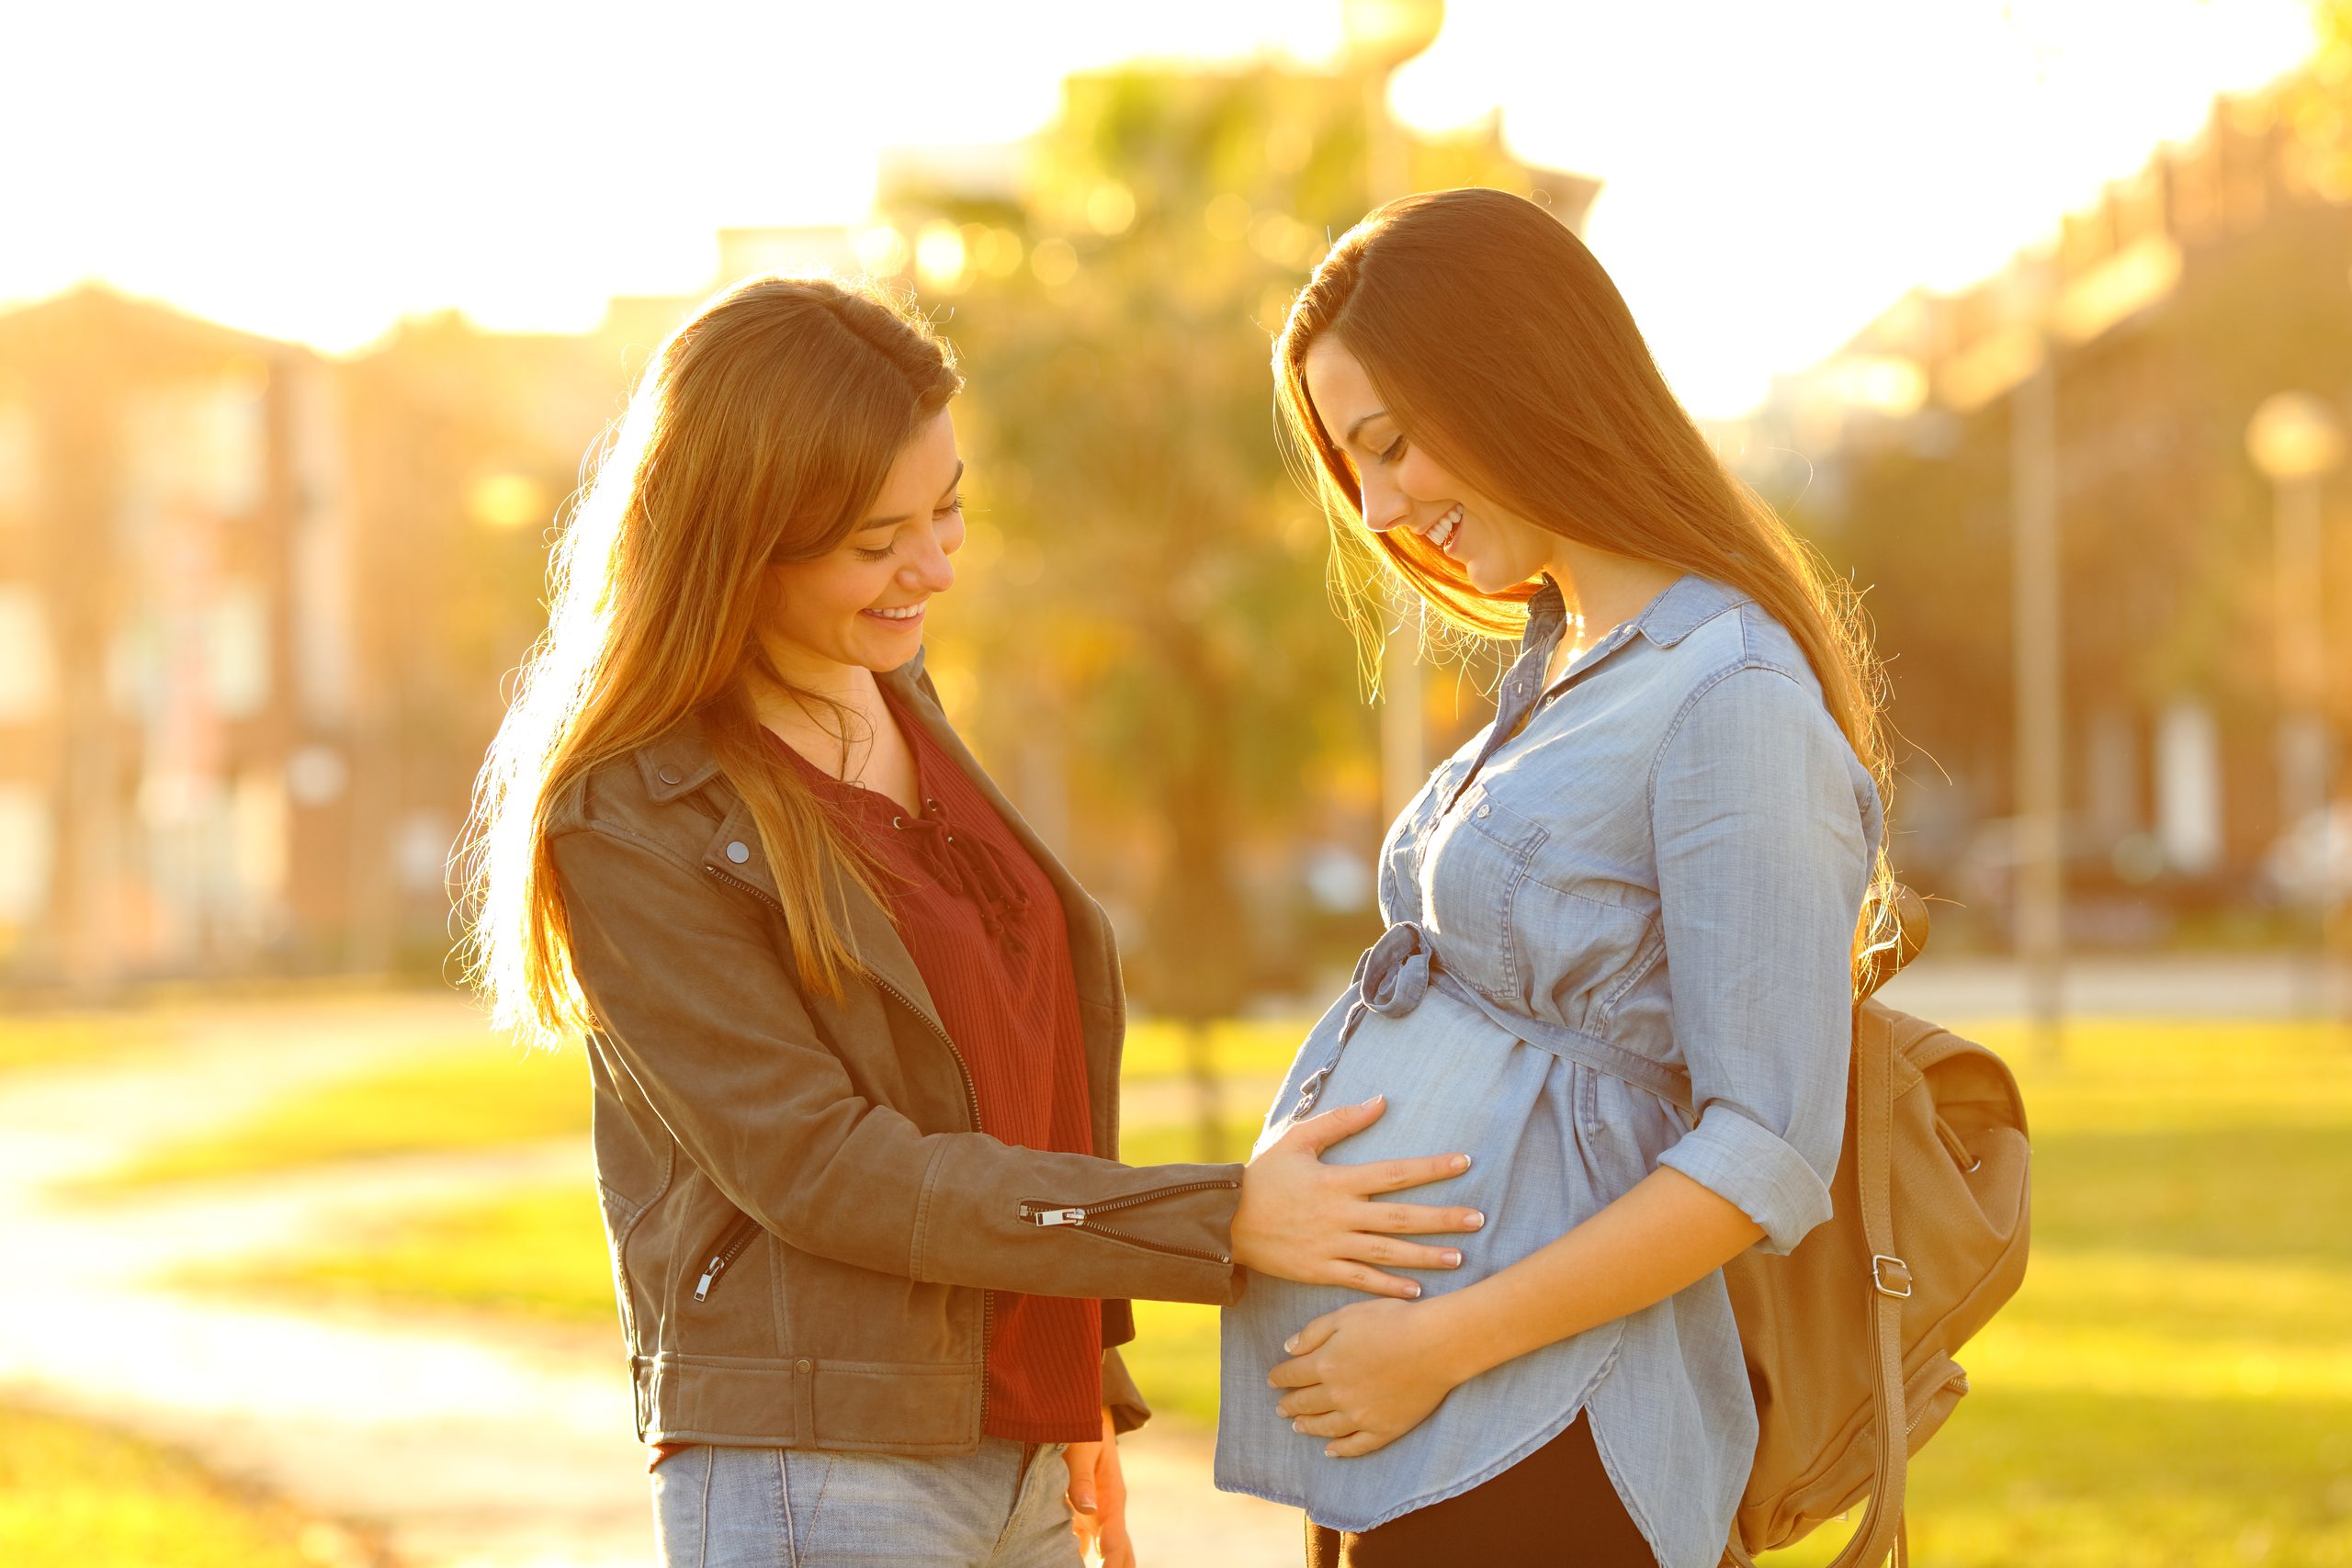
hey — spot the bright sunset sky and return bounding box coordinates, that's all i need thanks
[0,0,2320,416]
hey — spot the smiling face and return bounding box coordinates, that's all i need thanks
[1301,335,1558,596]
[760,407,965,686]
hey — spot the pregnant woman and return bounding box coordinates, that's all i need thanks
[459,275,1484,1568]
[1216,188,1894,1568]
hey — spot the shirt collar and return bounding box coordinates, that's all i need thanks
[1521,570,1749,664]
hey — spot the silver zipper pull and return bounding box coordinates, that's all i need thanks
[693,1254,728,1302]
[1023,1206,1086,1227]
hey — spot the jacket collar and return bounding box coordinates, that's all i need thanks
[627,649,1100,1029]
[634,647,946,806]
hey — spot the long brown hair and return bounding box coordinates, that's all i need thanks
[459,276,963,1047]
[1275,187,1897,985]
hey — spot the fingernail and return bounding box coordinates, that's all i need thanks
[1407,1281,1422,1298]
[1293,1420,1306,1433]
[1452,1154,1472,1172]
[1283,1337,1298,1353]
[1326,1445,1340,1458]
[1360,1093,1385,1107]
[1468,1211,1486,1229]
[1443,1249,1463,1267]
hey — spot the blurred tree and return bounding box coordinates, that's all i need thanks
[894,65,1535,1156]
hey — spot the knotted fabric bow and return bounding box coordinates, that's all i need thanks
[1287,920,1438,1123]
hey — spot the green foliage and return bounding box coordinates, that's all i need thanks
[899,66,1540,1007]
[0,1405,326,1568]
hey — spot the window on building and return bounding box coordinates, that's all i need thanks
[0,587,52,720]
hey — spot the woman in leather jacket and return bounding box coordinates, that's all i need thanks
[458,274,1486,1568]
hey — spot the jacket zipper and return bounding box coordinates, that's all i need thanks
[701,860,995,1424]
[1019,1178,1242,1265]
[693,1212,765,1302]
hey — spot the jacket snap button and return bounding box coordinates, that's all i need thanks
[726,841,751,863]
[794,1358,814,1374]
[1476,803,1491,818]
[656,764,683,785]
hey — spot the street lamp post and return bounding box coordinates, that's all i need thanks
[2246,392,2346,1016]
[2012,350,2065,1059]
[1343,0,1444,826]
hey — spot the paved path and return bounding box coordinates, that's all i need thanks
[0,991,1299,1568]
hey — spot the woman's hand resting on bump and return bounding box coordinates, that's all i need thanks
[1228,1094,1485,1299]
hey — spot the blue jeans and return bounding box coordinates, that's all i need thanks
[649,1439,1082,1568]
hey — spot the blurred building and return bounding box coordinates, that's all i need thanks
[0,287,357,988]
[1742,76,2352,945]
[0,55,1604,997]
[333,312,634,974]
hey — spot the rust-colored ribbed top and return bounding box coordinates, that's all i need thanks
[771,687,1102,1441]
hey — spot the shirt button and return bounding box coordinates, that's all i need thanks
[656,764,683,785]
[1476,803,1491,818]
[726,841,751,863]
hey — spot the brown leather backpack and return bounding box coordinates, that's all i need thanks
[1720,897,2032,1567]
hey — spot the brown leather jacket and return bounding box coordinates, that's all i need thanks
[547,660,1245,1451]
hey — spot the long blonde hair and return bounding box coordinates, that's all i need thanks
[1276,188,1899,986]
[458,276,962,1048]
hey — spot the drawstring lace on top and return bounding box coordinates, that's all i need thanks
[891,795,1033,953]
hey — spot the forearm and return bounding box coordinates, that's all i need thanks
[1428,1165,1765,1382]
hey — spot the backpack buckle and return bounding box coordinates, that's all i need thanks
[1871,1254,1914,1298]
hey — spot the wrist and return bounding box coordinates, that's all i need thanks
[1423,1285,1510,1384]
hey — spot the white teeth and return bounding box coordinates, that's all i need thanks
[1425,505,1463,552]
[868,604,923,620]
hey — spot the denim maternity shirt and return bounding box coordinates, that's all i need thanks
[1216,573,1883,1568]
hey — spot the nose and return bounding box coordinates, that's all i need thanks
[1359,472,1411,533]
[900,525,956,594]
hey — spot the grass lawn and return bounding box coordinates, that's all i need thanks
[84,1044,584,1193]
[0,1404,356,1568]
[82,1013,1283,1194]
[0,1013,169,1077]
[188,1017,2352,1565]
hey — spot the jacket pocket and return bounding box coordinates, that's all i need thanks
[1017,1179,1241,1265]
[691,1211,766,1303]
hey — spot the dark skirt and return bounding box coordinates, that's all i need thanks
[1304,1415,1657,1567]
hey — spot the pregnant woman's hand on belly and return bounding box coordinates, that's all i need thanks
[1268,1297,1473,1458]
[1229,1094,1484,1300]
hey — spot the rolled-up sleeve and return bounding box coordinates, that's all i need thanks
[1647,664,1876,1255]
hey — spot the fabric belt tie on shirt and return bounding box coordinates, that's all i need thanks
[1286,920,1694,1125]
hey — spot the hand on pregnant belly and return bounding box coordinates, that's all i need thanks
[1229,1093,1486,1300]
[1268,1296,1471,1458]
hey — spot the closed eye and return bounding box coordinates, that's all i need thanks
[1380,435,1408,464]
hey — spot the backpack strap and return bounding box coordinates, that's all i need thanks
[1826,1000,1910,1568]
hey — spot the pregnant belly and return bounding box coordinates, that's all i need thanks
[1233,987,1611,1336]
[1218,987,1639,1509]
